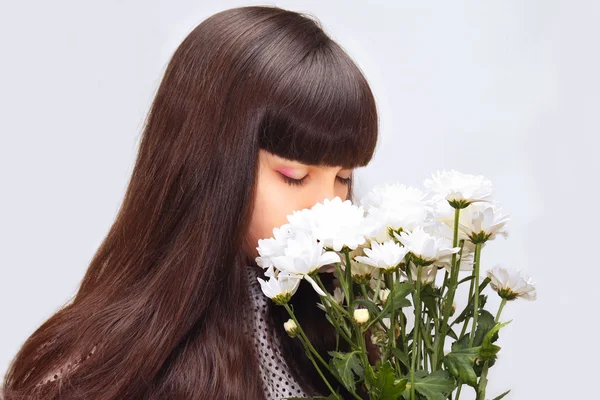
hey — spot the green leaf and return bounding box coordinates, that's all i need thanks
[457,275,474,285]
[451,333,470,352]
[420,321,435,350]
[451,294,487,326]
[474,356,496,377]
[451,277,491,325]
[413,370,456,400]
[366,283,413,328]
[446,326,458,341]
[491,389,511,399]
[390,347,410,369]
[443,347,480,387]
[478,276,491,291]
[472,310,496,347]
[368,361,408,400]
[327,350,364,393]
[421,285,440,320]
[479,320,512,360]
[387,282,414,312]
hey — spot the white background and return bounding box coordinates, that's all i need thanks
[1,1,598,398]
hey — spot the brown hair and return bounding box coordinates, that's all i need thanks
[2,5,378,399]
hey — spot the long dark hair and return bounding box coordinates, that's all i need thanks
[2,5,378,399]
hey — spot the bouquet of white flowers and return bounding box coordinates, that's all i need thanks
[255,169,537,400]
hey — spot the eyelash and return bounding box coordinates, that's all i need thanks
[280,174,352,187]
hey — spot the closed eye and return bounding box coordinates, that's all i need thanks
[280,174,307,187]
[336,176,352,185]
[279,172,352,187]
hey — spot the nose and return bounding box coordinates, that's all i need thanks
[314,182,338,206]
[321,191,337,203]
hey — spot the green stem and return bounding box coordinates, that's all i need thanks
[441,269,450,297]
[298,334,340,399]
[312,273,350,319]
[473,296,500,400]
[458,275,477,339]
[372,271,382,303]
[416,322,422,371]
[433,208,462,369]
[360,284,369,300]
[382,271,397,363]
[455,275,487,400]
[283,304,342,399]
[410,265,423,400]
[344,249,355,313]
[354,320,375,399]
[472,296,499,400]
[312,275,356,349]
[343,249,376,397]
[476,360,490,400]
[334,261,350,309]
[399,307,407,358]
[495,298,507,323]
[421,317,433,372]
[468,243,483,348]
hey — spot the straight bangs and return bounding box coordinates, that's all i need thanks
[258,39,379,169]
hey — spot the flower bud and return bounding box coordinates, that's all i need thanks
[353,308,370,325]
[450,301,456,316]
[379,288,391,305]
[333,287,345,304]
[284,319,298,338]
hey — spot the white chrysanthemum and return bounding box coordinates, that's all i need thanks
[360,184,435,241]
[427,198,508,246]
[287,196,374,252]
[409,262,438,286]
[255,223,293,269]
[257,265,302,305]
[335,245,382,284]
[423,169,493,208]
[269,231,340,296]
[457,201,510,244]
[353,239,410,272]
[393,226,461,266]
[487,266,537,301]
[362,215,394,243]
[425,222,476,272]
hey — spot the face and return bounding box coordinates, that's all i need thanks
[245,149,354,258]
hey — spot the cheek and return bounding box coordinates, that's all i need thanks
[337,184,350,202]
[248,178,302,251]
[253,192,288,239]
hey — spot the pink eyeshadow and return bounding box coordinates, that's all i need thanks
[276,167,298,177]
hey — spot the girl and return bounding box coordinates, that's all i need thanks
[2,5,379,399]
